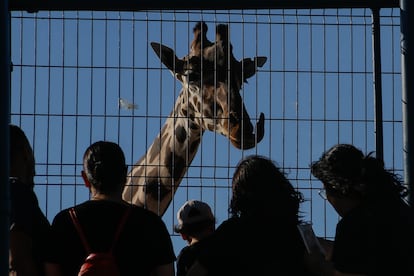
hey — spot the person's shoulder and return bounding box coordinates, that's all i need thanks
[217,216,238,227]
[10,178,48,232]
[367,198,414,224]
[10,178,38,203]
[201,218,242,248]
[398,200,414,218]
[127,205,168,229]
[177,245,191,258]
[183,238,211,257]
[51,202,91,225]
[177,244,200,268]
[215,217,245,234]
[392,201,414,231]
[129,205,163,219]
[51,206,73,224]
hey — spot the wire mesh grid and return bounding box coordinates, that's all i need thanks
[10,8,402,255]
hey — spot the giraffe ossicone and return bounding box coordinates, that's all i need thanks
[123,21,267,216]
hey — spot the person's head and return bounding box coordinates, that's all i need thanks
[230,155,304,224]
[311,144,407,205]
[174,200,215,244]
[9,124,36,189]
[81,141,127,195]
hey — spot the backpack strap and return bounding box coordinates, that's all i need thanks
[69,207,92,254]
[69,206,132,254]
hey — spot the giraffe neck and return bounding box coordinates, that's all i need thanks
[123,89,204,215]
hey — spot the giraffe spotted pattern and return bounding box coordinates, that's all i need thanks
[123,21,267,216]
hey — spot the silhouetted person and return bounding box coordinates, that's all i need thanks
[174,200,215,276]
[306,144,414,275]
[45,141,176,276]
[188,155,313,276]
[9,124,51,275]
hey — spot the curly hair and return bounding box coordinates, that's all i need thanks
[311,144,407,200]
[230,155,304,224]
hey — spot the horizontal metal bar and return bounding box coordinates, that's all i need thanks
[9,0,399,12]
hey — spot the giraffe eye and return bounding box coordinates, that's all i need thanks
[188,71,201,82]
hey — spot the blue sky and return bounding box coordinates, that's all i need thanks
[10,8,402,255]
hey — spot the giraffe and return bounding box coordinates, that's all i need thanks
[122,21,267,216]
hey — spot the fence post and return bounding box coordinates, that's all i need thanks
[371,7,384,162]
[401,0,414,205]
[0,0,11,274]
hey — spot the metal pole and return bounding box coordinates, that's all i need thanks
[9,0,399,11]
[0,0,11,274]
[371,8,384,161]
[401,0,414,205]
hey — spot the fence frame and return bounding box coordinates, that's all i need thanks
[2,1,413,275]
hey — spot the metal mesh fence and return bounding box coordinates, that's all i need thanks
[9,7,401,255]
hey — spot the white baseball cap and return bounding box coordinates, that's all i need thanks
[174,200,214,233]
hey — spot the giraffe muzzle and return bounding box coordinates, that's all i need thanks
[230,112,265,149]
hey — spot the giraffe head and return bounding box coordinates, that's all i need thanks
[151,21,266,149]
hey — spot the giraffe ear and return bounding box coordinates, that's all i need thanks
[241,56,267,80]
[151,42,184,74]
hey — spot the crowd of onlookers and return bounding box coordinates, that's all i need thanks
[8,123,414,275]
